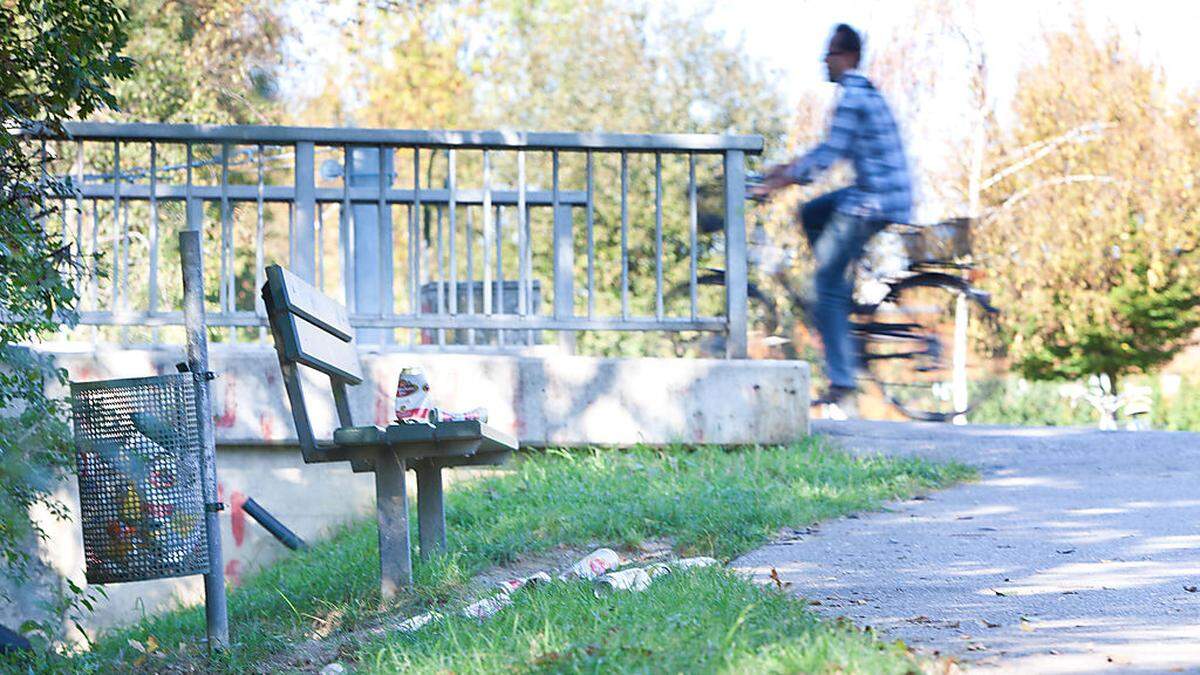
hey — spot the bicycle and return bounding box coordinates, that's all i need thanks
[672,178,1000,422]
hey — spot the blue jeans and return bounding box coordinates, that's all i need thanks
[800,189,886,389]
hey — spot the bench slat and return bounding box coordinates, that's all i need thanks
[268,265,353,341]
[289,313,365,383]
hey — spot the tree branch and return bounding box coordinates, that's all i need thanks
[983,174,1120,221]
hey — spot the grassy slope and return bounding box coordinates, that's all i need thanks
[16,440,973,673]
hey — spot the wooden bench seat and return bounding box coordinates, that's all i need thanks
[261,264,516,599]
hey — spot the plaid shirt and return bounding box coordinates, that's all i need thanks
[788,71,913,224]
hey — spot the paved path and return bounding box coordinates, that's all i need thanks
[734,420,1200,673]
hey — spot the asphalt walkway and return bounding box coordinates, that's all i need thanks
[734,420,1200,673]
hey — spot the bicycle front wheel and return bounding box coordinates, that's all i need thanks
[859,273,996,422]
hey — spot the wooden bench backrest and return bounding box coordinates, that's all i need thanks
[262,264,363,454]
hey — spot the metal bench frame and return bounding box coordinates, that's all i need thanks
[261,264,516,598]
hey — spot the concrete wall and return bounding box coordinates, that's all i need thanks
[44,346,810,447]
[17,346,809,635]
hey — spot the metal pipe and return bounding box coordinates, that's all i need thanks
[243,497,308,551]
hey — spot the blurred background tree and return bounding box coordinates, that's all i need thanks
[975,22,1200,389]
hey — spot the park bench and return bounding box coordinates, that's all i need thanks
[261,264,517,598]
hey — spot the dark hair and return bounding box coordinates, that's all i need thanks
[831,23,862,59]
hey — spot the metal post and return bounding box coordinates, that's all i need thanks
[293,142,317,282]
[952,292,969,425]
[348,146,394,344]
[723,150,749,358]
[178,229,229,652]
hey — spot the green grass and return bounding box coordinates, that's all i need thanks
[14,439,973,673]
[969,374,1200,430]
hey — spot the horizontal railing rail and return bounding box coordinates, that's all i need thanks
[25,122,760,357]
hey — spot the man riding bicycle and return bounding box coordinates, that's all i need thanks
[752,23,913,414]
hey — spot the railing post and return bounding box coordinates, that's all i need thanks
[553,203,576,353]
[349,146,394,344]
[292,141,317,282]
[553,204,574,321]
[724,150,748,359]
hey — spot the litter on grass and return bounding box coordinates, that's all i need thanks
[391,549,720,634]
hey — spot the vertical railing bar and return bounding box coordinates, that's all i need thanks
[517,151,527,322]
[219,143,232,317]
[148,142,160,342]
[551,149,560,330]
[255,143,266,341]
[316,202,325,291]
[111,141,122,317]
[119,200,131,343]
[723,149,749,358]
[73,141,83,260]
[655,152,663,321]
[378,145,391,325]
[496,205,505,346]
[89,198,100,311]
[342,144,356,313]
[466,206,475,346]
[87,199,99,342]
[482,150,493,317]
[74,141,88,341]
[586,151,595,320]
[411,149,421,319]
[620,151,629,320]
[436,205,445,346]
[185,142,193,315]
[448,149,457,318]
[689,153,698,321]
[147,143,159,314]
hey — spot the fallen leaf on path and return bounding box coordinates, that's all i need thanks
[1184,585,1197,593]
[989,588,1007,596]
[1056,549,1076,554]
[980,619,1001,628]
[1020,620,1034,633]
[966,643,987,652]
[768,567,785,590]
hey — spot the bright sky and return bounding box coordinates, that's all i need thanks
[703,0,1200,110]
[693,0,1200,215]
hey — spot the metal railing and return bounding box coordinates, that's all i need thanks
[35,122,761,356]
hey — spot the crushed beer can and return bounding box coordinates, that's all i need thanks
[559,548,621,581]
[593,567,653,595]
[462,593,513,621]
[394,367,435,425]
[395,610,441,633]
[495,571,551,594]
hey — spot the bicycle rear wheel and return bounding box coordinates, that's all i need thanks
[859,273,996,422]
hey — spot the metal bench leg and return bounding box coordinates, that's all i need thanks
[374,450,412,600]
[415,461,447,559]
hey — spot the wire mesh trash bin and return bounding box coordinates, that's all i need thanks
[70,374,208,584]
